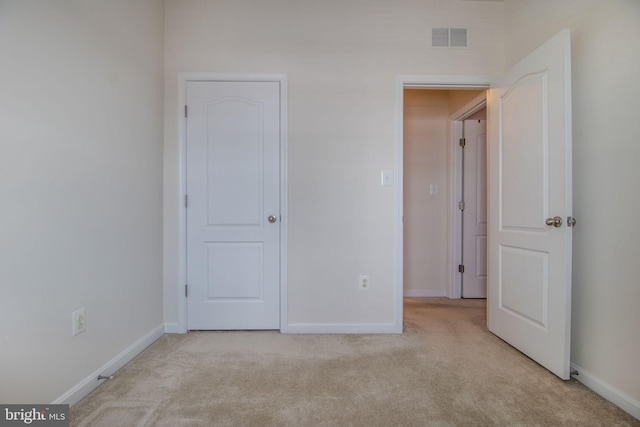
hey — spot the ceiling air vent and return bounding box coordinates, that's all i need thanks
[431,27,468,48]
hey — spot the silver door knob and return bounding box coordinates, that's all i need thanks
[545,216,563,227]
[268,215,277,223]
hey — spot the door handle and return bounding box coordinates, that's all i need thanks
[545,216,563,227]
[268,215,277,224]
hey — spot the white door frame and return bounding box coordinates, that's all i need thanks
[395,75,490,330]
[449,93,487,299]
[176,72,288,333]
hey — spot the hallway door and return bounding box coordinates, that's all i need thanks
[462,118,487,298]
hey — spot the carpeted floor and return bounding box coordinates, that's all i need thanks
[70,298,639,426]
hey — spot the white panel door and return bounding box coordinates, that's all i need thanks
[488,30,573,379]
[187,81,280,330]
[462,119,487,298]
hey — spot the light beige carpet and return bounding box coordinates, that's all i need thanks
[70,298,639,426]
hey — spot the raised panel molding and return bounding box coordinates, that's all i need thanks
[205,97,263,227]
[499,245,549,329]
[500,71,548,232]
[205,242,264,300]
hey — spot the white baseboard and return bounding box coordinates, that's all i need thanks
[285,322,399,334]
[404,289,447,298]
[164,322,185,334]
[571,362,640,420]
[53,324,164,407]
[166,322,401,334]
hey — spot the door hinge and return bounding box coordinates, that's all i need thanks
[185,284,188,297]
[458,264,465,274]
[185,194,188,208]
[458,201,465,211]
[185,105,188,118]
[459,138,466,147]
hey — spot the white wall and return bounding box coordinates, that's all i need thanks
[0,0,165,403]
[404,90,450,297]
[449,90,486,117]
[164,0,504,328]
[505,0,640,413]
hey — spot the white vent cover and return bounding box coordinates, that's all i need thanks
[431,28,468,48]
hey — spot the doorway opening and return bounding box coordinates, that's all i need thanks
[395,76,490,329]
[403,88,487,300]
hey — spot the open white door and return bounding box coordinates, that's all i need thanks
[488,30,573,379]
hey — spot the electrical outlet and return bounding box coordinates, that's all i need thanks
[359,275,370,290]
[72,308,86,336]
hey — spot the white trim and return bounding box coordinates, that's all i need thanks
[279,75,289,333]
[400,75,491,90]
[394,80,405,333]
[449,120,463,299]
[176,74,188,334]
[286,323,398,334]
[163,322,181,334]
[177,72,288,333]
[571,363,640,420]
[395,75,491,320]
[404,290,448,298]
[53,324,164,406]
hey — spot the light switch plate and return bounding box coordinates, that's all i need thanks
[381,170,392,186]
